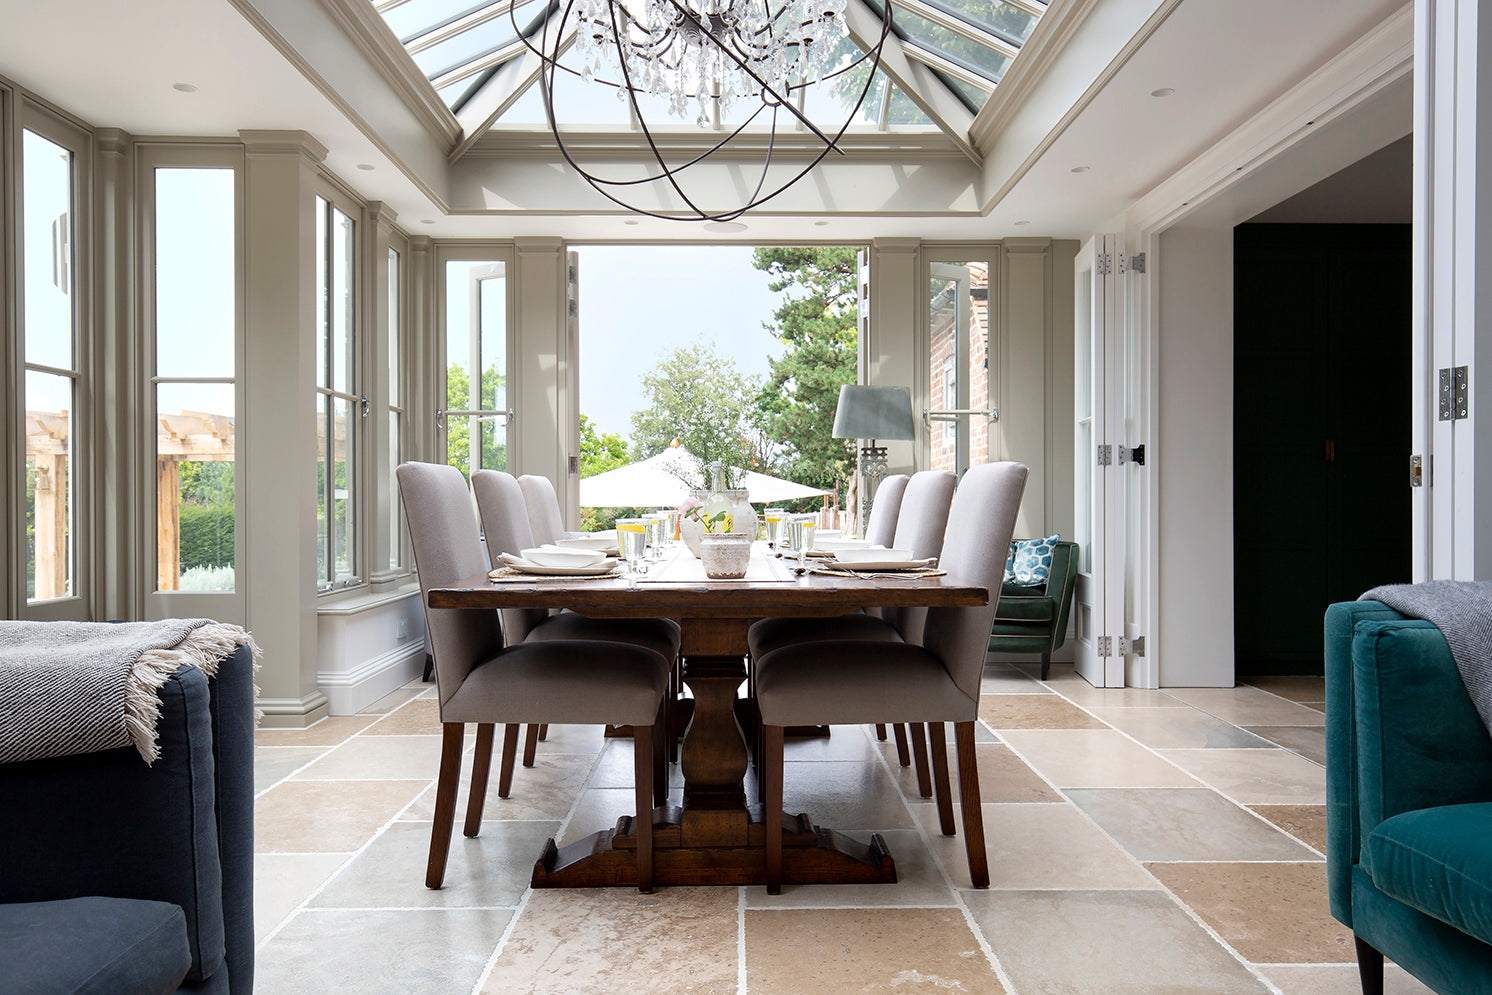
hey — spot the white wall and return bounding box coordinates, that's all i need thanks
[1156,227,1234,687]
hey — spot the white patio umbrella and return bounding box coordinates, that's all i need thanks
[579,444,831,507]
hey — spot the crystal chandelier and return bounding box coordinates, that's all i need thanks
[515,0,893,221]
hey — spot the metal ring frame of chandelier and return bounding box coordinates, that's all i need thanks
[513,0,893,221]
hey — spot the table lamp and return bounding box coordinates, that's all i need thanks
[832,385,917,527]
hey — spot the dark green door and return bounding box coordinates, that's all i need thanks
[1234,224,1411,676]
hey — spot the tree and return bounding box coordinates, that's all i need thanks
[579,414,629,477]
[629,345,760,488]
[750,247,858,492]
[444,362,506,477]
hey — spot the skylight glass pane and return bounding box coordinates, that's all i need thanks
[497,68,635,127]
[942,73,991,112]
[918,0,1038,46]
[380,0,492,42]
[410,0,541,80]
[894,9,1010,82]
[885,84,935,128]
[802,66,887,130]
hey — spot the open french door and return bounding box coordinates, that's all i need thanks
[1073,235,1126,687]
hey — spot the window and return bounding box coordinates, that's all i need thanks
[926,255,992,475]
[21,127,80,604]
[442,257,510,477]
[316,196,359,589]
[153,167,237,593]
[386,244,404,573]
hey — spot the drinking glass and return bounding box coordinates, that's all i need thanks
[789,516,816,569]
[764,507,786,548]
[615,518,648,575]
[644,514,667,560]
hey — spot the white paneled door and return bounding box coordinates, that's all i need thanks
[1073,235,1126,687]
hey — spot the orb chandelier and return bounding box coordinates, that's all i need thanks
[515,0,893,221]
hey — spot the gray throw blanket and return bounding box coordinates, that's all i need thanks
[0,619,256,766]
[1361,580,1492,737]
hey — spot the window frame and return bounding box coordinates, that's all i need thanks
[434,242,517,479]
[138,142,247,623]
[374,215,413,584]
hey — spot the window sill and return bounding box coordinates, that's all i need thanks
[316,581,421,616]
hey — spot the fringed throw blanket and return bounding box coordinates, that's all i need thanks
[0,619,257,766]
[1362,580,1492,737]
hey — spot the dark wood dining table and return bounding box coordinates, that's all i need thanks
[427,546,986,888]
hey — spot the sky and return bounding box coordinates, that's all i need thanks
[575,245,786,439]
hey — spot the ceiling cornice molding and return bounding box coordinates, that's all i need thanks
[463,129,971,161]
[313,0,461,146]
[1124,2,1414,234]
[971,0,1104,151]
[239,128,330,162]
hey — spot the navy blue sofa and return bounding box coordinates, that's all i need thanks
[0,642,255,994]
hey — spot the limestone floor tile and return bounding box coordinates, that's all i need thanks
[1244,725,1327,765]
[978,693,1110,730]
[482,887,738,995]
[745,829,955,908]
[1158,748,1325,805]
[255,746,330,792]
[587,739,684,790]
[1089,706,1274,749]
[360,685,426,714]
[1261,963,1437,995]
[1146,861,1354,964]
[1052,683,1194,709]
[782,725,880,762]
[1242,675,1327,703]
[254,714,378,748]
[402,753,599,823]
[913,802,1160,891]
[968,742,1064,803]
[980,663,1052,693]
[363,697,443,734]
[258,908,510,995]
[256,779,427,853]
[1163,687,1326,727]
[559,787,648,847]
[963,889,1271,994]
[781,760,916,831]
[1303,701,1327,713]
[1066,788,1319,862]
[253,853,349,943]
[311,820,559,909]
[745,907,1005,994]
[530,722,606,755]
[291,733,446,780]
[1249,805,1328,855]
[1000,729,1201,788]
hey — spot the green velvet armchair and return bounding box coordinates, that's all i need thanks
[987,539,1079,680]
[1326,600,1492,995]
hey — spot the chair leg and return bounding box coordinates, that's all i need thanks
[653,700,669,808]
[522,723,540,767]
[633,724,655,893]
[1040,652,1051,681]
[954,721,990,888]
[909,723,933,798]
[765,725,785,895]
[464,723,495,838]
[1354,936,1384,995]
[891,722,911,767]
[537,723,548,741]
[927,722,957,836]
[497,723,520,798]
[427,723,465,889]
[875,723,888,741]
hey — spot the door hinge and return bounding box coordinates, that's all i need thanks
[1439,366,1469,421]
[1118,443,1146,466]
[568,298,577,317]
[1129,253,1146,274]
[1410,454,1424,488]
[568,454,580,475]
[1097,253,1111,276]
[1097,443,1113,467]
[1120,635,1146,657]
[1097,635,1112,656]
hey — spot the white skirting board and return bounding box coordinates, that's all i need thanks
[317,639,427,715]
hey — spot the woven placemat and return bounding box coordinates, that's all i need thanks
[487,566,626,582]
[797,563,947,580]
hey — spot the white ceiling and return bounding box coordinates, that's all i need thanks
[0,0,1413,241]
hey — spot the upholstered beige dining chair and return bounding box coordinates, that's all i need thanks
[753,461,1027,892]
[398,461,669,892]
[863,473,909,548]
[516,474,568,546]
[473,469,681,780]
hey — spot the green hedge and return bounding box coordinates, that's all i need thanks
[178,503,235,571]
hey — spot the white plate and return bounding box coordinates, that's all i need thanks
[815,539,880,554]
[825,557,936,571]
[495,555,619,577]
[814,529,845,540]
[833,546,912,563]
[555,535,617,551]
[522,545,607,568]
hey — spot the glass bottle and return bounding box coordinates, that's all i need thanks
[701,461,735,534]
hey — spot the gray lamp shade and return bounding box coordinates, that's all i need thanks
[831,385,916,441]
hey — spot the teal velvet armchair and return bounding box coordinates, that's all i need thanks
[987,539,1078,680]
[1326,600,1492,994]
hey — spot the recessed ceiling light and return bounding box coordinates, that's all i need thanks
[1014,220,1030,226]
[356,163,375,171]
[814,220,829,227]
[420,219,436,225]
[624,219,641,226]
[172,82,198,93]
[1070,165,1091,174]
[703,221,748,234]
[1150,87,1175,98]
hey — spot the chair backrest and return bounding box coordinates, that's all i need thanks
[518,474,566,546]
[471,469,550,644]
[923,461,1028,705]
[396,461,504,709]
[864,474,909,546]
[884,469,957,642]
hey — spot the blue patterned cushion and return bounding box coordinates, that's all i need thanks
[1006,534,1060,587]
